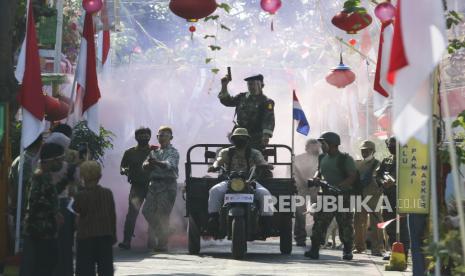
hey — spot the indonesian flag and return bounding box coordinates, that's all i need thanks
[76,13,101,134]
[15,1,45,148]
[373,21,394,98]
[387,0,447,144]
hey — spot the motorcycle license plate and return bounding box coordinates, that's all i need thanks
[224,194,254,204]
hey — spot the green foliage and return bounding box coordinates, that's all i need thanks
[439,110,465,165]
[446,10,465,55]
[447,11,463,29]
[69,121,115,163]
[204,15,220,22]
[217,3,232,14]
[425,230,465,275]
[342,0,367,14]
[220,24,231,31]
[208,45,221,51]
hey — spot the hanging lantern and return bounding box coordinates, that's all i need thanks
[374,1,396,23]
[331,0,372,34]
[169,0,217,34]
[326,54,356,88]
[260,0,282,31]
[261,0,282,14]
[82,0,103,14]
[44,95,70,122]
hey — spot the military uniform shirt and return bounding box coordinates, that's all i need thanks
[23,170,66,239]
[320,152,357,191]
[214,147,268,173]
[218,91,275,137]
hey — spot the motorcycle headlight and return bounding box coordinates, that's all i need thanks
[231,178,245,192]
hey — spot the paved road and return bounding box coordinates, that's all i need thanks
[114,238,411,276]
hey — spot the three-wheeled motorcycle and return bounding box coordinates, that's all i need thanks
[184,144,296,259]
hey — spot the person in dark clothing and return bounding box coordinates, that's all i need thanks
[74,161,117,276]
[376,136,410,261]
[118,127,153,249]
[20,143,67,276]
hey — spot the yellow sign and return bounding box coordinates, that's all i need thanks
[398,138,430,214]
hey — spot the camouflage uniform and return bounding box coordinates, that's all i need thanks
[310,152,356,253]
[20,170,67,276]
[375,155,410,255]
[120,146,152,244]
[218,91,275,150]
[142,144,179,250]
[208,146,273,216]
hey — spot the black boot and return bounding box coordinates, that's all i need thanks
[304,239,320,259]
[342,244,353,260]
[207,212,220,235]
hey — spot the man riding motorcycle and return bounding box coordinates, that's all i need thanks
[207,128,274,235]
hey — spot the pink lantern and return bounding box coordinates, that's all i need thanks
[260,0,282,14]
[374,1,396,23]
[325,54,356,88]
[82,0,103,14]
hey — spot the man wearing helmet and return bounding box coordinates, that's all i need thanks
[304,131,357,260]
[218,74,275,150]
[207,128,274,235]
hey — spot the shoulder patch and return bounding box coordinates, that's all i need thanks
[266,101,274,110]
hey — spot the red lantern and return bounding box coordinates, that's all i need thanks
[82,0,103,14]
[325,54,356,88]
[44,95,70,121]
[169,0,217,22]
[348,39,357,46]
[261,0,282,14]
[331,0,372,34]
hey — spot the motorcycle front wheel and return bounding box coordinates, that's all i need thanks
[231,216,247,260]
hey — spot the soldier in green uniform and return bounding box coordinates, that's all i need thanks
[304,132,357,260]
[218,74,275,150]
[142,126,180,252]
[375,136,410,260]
[118,127,153,250]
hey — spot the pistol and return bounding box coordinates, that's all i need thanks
[227,67,232,81]
[383,173,395,183]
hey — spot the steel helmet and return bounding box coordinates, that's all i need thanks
[318,131,341,146]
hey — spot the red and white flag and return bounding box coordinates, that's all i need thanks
[373,21,394,98]
[15,1,45,148]
[75,13,101,134]
[387,0,447,144]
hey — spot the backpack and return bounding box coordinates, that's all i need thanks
[337,153,362,195]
